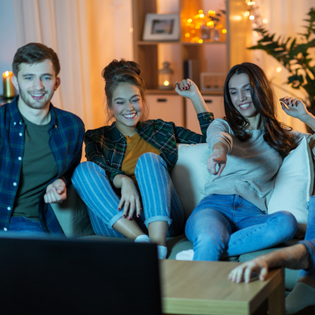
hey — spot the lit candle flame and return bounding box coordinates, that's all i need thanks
[4,71,9,77]
[164,81,170,86]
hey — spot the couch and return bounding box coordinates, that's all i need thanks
[52,140,314,293]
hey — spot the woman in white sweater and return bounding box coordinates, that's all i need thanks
[184,62,307,261]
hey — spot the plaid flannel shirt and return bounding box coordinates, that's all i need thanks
[85,112,214,182]
[0,97,85,234]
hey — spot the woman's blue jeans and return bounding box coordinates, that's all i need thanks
[299,195,315,280]
[185,194,298,261]
[72,153,185,238]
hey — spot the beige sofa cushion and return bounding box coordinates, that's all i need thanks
[51,185,93,237]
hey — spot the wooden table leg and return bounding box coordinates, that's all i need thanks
[268,269,285,315]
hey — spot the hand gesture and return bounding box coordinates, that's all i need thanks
[44,178,67,203]
[280,96,308,120]
[175,79,200,99]
[228,258,269,283]
[118,177,142,220]
[207,149,227,177]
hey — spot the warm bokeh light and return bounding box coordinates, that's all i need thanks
[222,29,227,34]
[198,10,203,14]
[187,18,192,23]
[247,1,255,5]
[163,80,170,86]
[249,15,255,20]
[185,33,190,37]
[276,67,282,73]
[4,71,9,77]
[263,19,268,24]
[244,11,250,17]
[198,39,203,44]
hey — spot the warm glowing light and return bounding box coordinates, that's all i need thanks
[200,14,204,18]
[185,33,190,38]
[247,1,255,5]
[195,24,200,29]
[129,28,133,33]
[263,18,268,24]
[244,11,250,17]
[163,80,170,86]
[232,15,242,21]
[198,39,203,44]
[4,71,9,77]
[207,21,214,26]
[198,10,203,14]
[249,15,255,20]
[187,18,192,23]
[276,67,282,73]
[253,31,258,37]
[222,29,227,34]
[208,10,215,15]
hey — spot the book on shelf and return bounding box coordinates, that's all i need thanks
[183,59,200,88]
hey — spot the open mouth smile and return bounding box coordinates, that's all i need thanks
[30,92,46,100]
[239,103,251,110]
[123,113,137,119]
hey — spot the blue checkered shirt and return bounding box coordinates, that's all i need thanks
[0,97,85,234]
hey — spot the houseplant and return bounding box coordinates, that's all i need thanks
[248,7,315,108]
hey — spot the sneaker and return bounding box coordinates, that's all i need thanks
[175,249,194,261]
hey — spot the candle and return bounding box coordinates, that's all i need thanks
[2,71,15,98]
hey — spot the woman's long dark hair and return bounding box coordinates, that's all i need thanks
[224,62,298,157]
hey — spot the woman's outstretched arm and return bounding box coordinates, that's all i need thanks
[228,244,310,283]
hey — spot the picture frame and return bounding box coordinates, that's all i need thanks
[143,13,180,41]
[200,72,226,92]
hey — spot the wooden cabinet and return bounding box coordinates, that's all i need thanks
[147,94,184,126]
[186,95,224,133]
[132,0,250,127]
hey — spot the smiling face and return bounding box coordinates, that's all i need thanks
[111,83,143,136]
[12,59,60,113]
[228,73,258,119]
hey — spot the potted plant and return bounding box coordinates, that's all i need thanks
[248,7,315,109]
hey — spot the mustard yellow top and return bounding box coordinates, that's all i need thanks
[121,133,161,182]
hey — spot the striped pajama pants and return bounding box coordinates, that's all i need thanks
[71,153,185,238]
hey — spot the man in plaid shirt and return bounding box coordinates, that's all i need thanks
[0,43,84,235]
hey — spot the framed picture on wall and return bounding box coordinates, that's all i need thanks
[143,14,180,41]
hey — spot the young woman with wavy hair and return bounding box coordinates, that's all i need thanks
[178,62,308,262]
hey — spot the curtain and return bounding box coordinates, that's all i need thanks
[251,0,315,132]
[12,0,94,129]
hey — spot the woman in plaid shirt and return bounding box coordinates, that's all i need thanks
[72,59,213,259]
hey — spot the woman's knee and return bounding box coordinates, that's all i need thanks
[271,211,298,236]
[136,152,166,170]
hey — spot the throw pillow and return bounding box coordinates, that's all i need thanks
[268,137,314,235]
[170,143,212,219]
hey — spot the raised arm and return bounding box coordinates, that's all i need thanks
[280,96,315,131]
[175,78,210,114]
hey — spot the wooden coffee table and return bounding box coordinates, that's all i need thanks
[160,260,284,315]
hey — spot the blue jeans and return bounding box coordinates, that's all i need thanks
[4,217,47,236]
[299,195,315,280]
[185,194,298,261]
[72,153,185,238]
